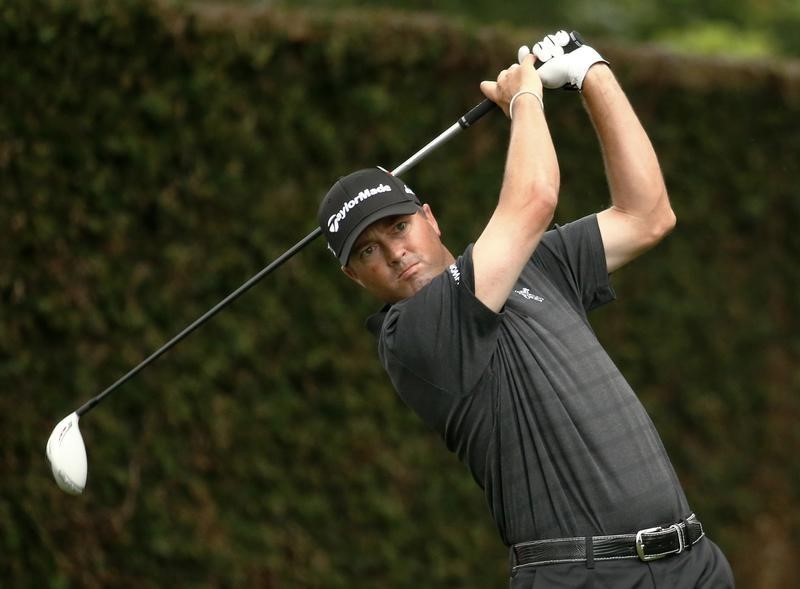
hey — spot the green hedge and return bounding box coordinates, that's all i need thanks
[2,1,798,587]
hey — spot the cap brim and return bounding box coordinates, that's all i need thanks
[338,201,420,265]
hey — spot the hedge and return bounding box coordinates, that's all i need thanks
[1,1,798,587]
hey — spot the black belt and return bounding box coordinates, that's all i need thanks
[511,514,705,571]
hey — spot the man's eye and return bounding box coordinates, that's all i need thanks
[360,245,375,259]
[396,221,408,232]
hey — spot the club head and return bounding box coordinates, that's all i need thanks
[46,412,87,495]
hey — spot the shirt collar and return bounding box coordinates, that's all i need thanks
[365,303,391,336]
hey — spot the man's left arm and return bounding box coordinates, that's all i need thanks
[581,64,676,273]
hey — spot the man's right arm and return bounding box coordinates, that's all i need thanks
[474,56,560,312]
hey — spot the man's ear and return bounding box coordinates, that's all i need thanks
[421,203,442,237]
[342,265,364,287]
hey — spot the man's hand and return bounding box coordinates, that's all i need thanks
[479,54,543,119]
[518,30,608,91]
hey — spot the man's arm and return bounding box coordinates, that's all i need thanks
[474,55,560,312]
[581,65,677,273]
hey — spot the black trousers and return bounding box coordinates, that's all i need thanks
[509,537,734,588]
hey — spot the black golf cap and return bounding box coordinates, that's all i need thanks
[318,167,421,265]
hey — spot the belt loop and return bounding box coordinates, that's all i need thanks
[681,518,692,551]
[509,544,519,571]
[585,536,594,569]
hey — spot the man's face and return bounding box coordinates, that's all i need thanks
[342,204,454,303]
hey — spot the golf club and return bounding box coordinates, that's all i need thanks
[46,98,498,494]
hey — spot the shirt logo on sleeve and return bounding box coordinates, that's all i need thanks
[448,264,461,284]
[514,287,544,302]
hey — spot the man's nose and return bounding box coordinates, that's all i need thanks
[386,240,407,264]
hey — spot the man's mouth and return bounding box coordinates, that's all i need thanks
[398,262,420,280]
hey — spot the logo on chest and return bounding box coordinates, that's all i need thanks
[514,287,544,303]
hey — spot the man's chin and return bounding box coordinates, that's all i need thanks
[405,273,436,297]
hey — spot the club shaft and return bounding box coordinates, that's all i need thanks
[392,122,460,177]
[76,227,322,416]
[75,98,496,417]
[393,99,497,176]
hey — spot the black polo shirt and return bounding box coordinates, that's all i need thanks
[366,214,690,546]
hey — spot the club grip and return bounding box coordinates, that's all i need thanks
[458,98,498,129]
[566,30,584,52]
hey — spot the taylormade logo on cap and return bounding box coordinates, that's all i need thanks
[327,183,393,233]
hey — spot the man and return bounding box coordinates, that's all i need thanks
[317,31,734,587]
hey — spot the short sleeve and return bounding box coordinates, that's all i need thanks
[534,214,616,313]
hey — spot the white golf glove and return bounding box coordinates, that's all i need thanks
[518,30,608,91]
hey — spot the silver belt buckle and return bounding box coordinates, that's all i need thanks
[635,526,664,561]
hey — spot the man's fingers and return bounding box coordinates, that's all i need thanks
[534,33,567,63]
[480,80,498,101]
[480,80,511,117]
[517,45,531,65]
[521,53,536,68]
[521,31,569,65]
[532,42,548,62]
[554,30,571,46]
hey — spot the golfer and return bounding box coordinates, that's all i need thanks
[318,31,734,587]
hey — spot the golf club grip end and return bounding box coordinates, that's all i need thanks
[459,99,497,128]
